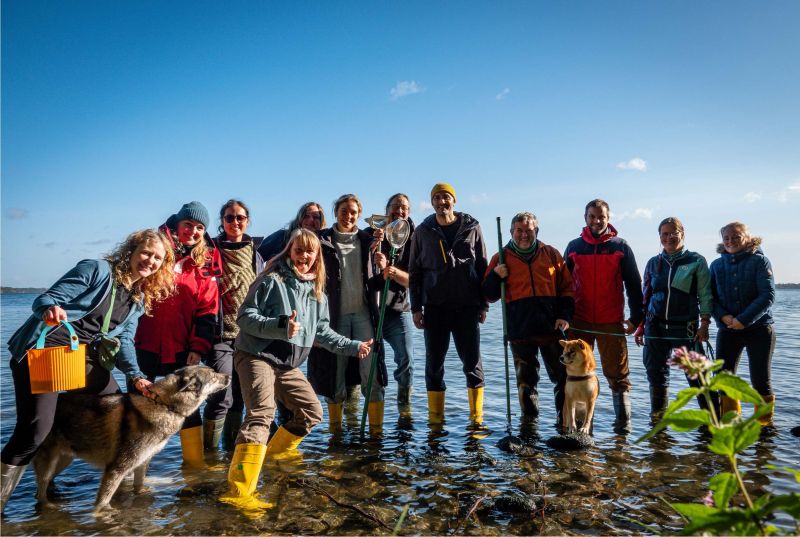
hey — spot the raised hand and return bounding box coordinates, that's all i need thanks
[287,310,301,338]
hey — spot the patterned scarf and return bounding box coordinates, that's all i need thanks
[219,242,255,339]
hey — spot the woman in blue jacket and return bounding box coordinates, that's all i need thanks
[0,229,174,513]
[635,217,713,421]
[710,222,776,425]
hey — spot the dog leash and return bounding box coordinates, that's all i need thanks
[568,326,698,342]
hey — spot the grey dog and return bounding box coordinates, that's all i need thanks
[32,365,230,511]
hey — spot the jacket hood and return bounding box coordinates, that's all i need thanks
[580,223,618,245]
[716,236,763,255]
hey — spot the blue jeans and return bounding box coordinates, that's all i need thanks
[382,311,415,389]
[330,310,384,403]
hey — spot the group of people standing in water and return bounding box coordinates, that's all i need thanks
[1,182,776,512]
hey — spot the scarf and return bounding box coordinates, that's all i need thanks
[507,239,538,261]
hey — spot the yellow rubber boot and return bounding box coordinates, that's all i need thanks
[265,426,304,460]
[219,443,273,510]
[368,401,384,432]
[427,391,445,424]
[468,387,484,424]
[720,395,741,418]
[328,402,343,429]
[180,426,205,468]
[756,394,775,426]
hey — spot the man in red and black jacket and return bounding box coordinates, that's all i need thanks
[563,199,643,435]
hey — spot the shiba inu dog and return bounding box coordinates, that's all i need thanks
[32,365,229,511]
[559,339,600,434]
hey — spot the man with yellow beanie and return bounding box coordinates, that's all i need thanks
[408,182,489,425]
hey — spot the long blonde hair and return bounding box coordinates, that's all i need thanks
[106,229,176,314]
[264,229,326,301]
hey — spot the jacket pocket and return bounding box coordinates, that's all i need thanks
[671,263,697,294]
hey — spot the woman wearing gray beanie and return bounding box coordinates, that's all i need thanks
[134,201,222,467]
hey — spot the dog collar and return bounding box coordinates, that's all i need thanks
[567,373,596,381]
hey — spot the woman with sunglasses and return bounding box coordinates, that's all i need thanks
[206,200,266,451]
[634,217,713,421]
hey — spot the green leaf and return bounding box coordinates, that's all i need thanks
[765,465,800,483]
[671,502,718,518]
[678,508,752,535]
[709,372,764,405]
[708,359,725,372]
[757,493,800,519]
[733,420,762,453]
[708,425,736,456]
[720,410,739,424]
[663,387,700,418]
[750,401,773,421]
[666,409,711,432]
[709,472,738,508]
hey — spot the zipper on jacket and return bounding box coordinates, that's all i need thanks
[664,258,673,322]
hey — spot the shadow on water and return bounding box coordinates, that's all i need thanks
[2,291,799,534]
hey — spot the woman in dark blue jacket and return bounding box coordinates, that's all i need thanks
[710,222,776,425]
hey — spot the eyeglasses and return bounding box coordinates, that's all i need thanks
[224,215,248,223]
[660,231,681,239]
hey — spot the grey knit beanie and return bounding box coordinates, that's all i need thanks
[168,201,210,230]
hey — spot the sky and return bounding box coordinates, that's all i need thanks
[2,0,799,287]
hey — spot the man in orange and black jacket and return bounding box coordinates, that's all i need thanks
[483,212,574,427]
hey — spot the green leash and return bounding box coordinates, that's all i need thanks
[496,217,513,436]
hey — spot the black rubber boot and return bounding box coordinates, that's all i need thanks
[221,410,243,452]
[649,386,669,424]
[612,391,632,434]
[518,386,539,417]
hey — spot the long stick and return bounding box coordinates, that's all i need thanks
[496,217,512,435]
[295,479,392,531]
[361,246,396,436]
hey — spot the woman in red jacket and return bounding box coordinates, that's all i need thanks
[134,201,221,466]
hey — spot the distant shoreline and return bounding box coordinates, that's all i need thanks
[3,284,800,294]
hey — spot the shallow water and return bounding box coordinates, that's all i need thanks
[1,291,798,535]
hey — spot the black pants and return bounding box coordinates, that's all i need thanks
[134,349,201,429]
[423,304,484,391]
[510,338,566,416]
[716,324,775,396]
[204,340,236,421]
[1,355,120,466]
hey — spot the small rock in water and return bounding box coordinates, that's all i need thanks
[545,432,595,450]
[497,435,538,456]
[491,493,537,513]
[791,426,800,437]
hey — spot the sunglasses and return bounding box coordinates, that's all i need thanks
[224,214,248,223]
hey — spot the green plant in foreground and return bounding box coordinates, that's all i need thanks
[636,346,800,535]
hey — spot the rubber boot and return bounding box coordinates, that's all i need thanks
[397,385,412,407]
[518,386,539,417]
[467,387,484,424]
[328,402,343,429]
[612,391,632,434]
[649,386,669,423]
[203,418,225,452]
[720,395,742,419]
[755,394,775,427]
[427,391,445,424]
[368,401,384,432]
[1,462,26,513]
[265,426,303,460]
[180,426,205,468]
[222,410,243,451]
[219,443,272,510]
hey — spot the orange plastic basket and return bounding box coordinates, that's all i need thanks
[27,320,86,394]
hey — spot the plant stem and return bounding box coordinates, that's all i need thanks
[698,371,719,426]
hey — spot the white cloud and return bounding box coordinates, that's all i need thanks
[743,192,761,203]
[470,193,489,204]
[389,81,423,101]
[616,157,648,172]
[787,181,800,193]
[495,88,510,100]
[613,208,653,221]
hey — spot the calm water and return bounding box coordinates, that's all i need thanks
[1,291,798,535]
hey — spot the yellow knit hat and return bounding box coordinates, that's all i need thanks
[430,182,456,203]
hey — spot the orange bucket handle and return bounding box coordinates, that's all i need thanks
[36,320,79,351]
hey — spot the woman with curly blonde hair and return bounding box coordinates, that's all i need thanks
[1,229,174,512]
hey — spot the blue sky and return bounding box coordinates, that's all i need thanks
[2,1,798,286]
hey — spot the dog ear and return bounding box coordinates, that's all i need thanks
[177,372,202,393]
[558,340,567,348]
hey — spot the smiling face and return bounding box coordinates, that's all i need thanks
[130,239,167,282]
[388,195,410,222]
[289,241,319,274]
[300,205,324,231]
[722,225,748,254]
[177,219,205,246]
[222,204,249,242]
[335,200,360,233]
[660,223,684,254]
[512,219,537,250]
[431,191,455,220]
[584,206,609,236]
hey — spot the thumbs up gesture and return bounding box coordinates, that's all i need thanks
[357,338,374,358]
[287,310,301,338]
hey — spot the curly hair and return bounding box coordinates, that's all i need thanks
[105,229,176,314]
[264,228,326,301]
